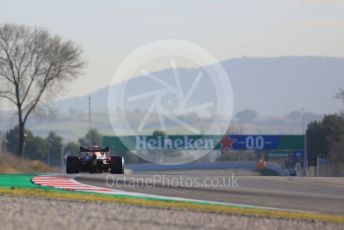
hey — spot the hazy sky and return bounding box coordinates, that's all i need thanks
[1,0,344,100]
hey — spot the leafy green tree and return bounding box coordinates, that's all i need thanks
[26,135,48,160]
[6,126,20,154]
[330,138,344,163]
[79,129,101,147]
[152,130,167,136]
[6,126,67,164]
[307,121,327,165]
[6,125,49,160]
[236,109,257,123]
[6,126,33,155]
[46,132,62,166]
[322,114,344,143]
[306,114,344,165]
[64,142,79,156]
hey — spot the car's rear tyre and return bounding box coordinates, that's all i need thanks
[110,156,124,174]
[66,156,80,174]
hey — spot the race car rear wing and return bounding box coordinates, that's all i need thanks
[79,147,110,152]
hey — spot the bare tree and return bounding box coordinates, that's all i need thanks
[336,88,344,114]
[0,24,85,157]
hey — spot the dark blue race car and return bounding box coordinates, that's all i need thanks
[66,146,124,174]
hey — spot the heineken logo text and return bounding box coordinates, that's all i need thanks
[136,136,215,150]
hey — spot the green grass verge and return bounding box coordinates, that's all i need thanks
[0,174,41,188]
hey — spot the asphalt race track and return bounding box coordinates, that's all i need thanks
[75,171,344,215]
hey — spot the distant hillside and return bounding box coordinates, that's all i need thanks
[1,56,342,141]
[54,56,344,115]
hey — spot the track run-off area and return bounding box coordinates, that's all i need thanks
[75,172,344,215]
[1,172,344,225]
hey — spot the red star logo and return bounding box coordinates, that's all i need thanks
[220,136,236,150]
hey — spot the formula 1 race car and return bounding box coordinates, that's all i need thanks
[66,146,124,174]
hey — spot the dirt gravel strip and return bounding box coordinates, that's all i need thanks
[0,195,343,230]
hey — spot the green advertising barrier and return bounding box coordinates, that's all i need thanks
[102,135,304,152]
[268,152,289,158]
